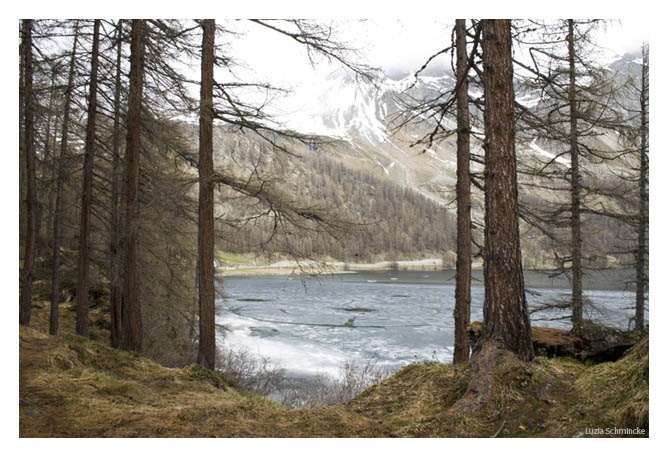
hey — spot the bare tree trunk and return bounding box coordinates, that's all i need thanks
[453,18,471,364]
[480,19,533,361]
[635,43,649,332]
[110,21,124,347]
[20,19,35,326]
[567,19,584,335]
[121,19,145,352]
[76,19,101,337]
[50,22,80,335]
[42,71,57,251]
[198,19,216,370]
[19,26,25,250]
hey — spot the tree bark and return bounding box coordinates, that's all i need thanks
[76,19,101,337]
[453,18,472,364]
[50,22,80,335]
[197,19,216,370]
[480,19,533,361]
[42,71,57,251]
[635,43,649,332]
[19,26,25,248]
[19,19,35,326]
[110,21,124,347]
[567,19,584,335]
[121,19,145,352]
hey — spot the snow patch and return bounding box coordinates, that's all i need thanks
[528,139,570,166]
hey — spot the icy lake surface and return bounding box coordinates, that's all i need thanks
[216,269,644,378]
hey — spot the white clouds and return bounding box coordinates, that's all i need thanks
[351,19,453,74]
[597,19,648,54]
[223,19,456,87]
[228,18,646,89]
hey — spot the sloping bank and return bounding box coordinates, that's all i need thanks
[19,320,648,437]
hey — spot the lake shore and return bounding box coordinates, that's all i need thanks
[215,257,478,277]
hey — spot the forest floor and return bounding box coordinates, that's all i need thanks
[19,300,648,438]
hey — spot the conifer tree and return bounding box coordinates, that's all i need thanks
[197,18,216,370]
[75,19,101,337]
[19,19,35,326]
[480,19,533,361]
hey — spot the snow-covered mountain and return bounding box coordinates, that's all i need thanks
[209,52,641,267]
[264,49,642,209]
[267,69,463,206]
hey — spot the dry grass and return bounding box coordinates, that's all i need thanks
[572,337,649,434]
[19,302,649,438]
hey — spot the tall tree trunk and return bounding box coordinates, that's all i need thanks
[121,19,145,352]
[198,19,216,370]
[480,19,533,361]
[567,19,584,335]
[635,43,649,332]
[42,71,57,251]
[50,22,80,335]
[19,25,25,248]
[19,19,35,326]
[76,19,101,337]
[453,18,472,364]
[110,21,124,347]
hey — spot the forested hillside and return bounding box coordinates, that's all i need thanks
[214,146,458,262]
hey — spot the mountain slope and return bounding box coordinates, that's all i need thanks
[209,55,641,266]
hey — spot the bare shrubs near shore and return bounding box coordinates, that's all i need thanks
[216,346,286,396]
[279,361,391,408]
[214,346,391,408]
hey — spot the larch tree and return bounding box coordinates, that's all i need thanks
[566,19,584,334]
[39,68,58,253]
[513,20,631,334]
[197,18,216,370]
[49,21,80,335]
[109,20,124,347]
[385,20,482,363]
[453,18,472,364]
[634,43,649,331]
[75,19,101,337]
[19,19,36,326]
[480,19,533,361]
[121,19,145,352]
[195,19,375,367]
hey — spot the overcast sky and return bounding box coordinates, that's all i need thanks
[224,18,649,94]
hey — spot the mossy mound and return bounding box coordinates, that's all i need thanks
[572,337,649,433]
[19,326,290,437]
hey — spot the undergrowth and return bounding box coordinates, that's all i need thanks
[20,301,649,437]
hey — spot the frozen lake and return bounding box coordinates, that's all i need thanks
[215,269,644,378]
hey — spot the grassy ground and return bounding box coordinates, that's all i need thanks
[19,301,648,438]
